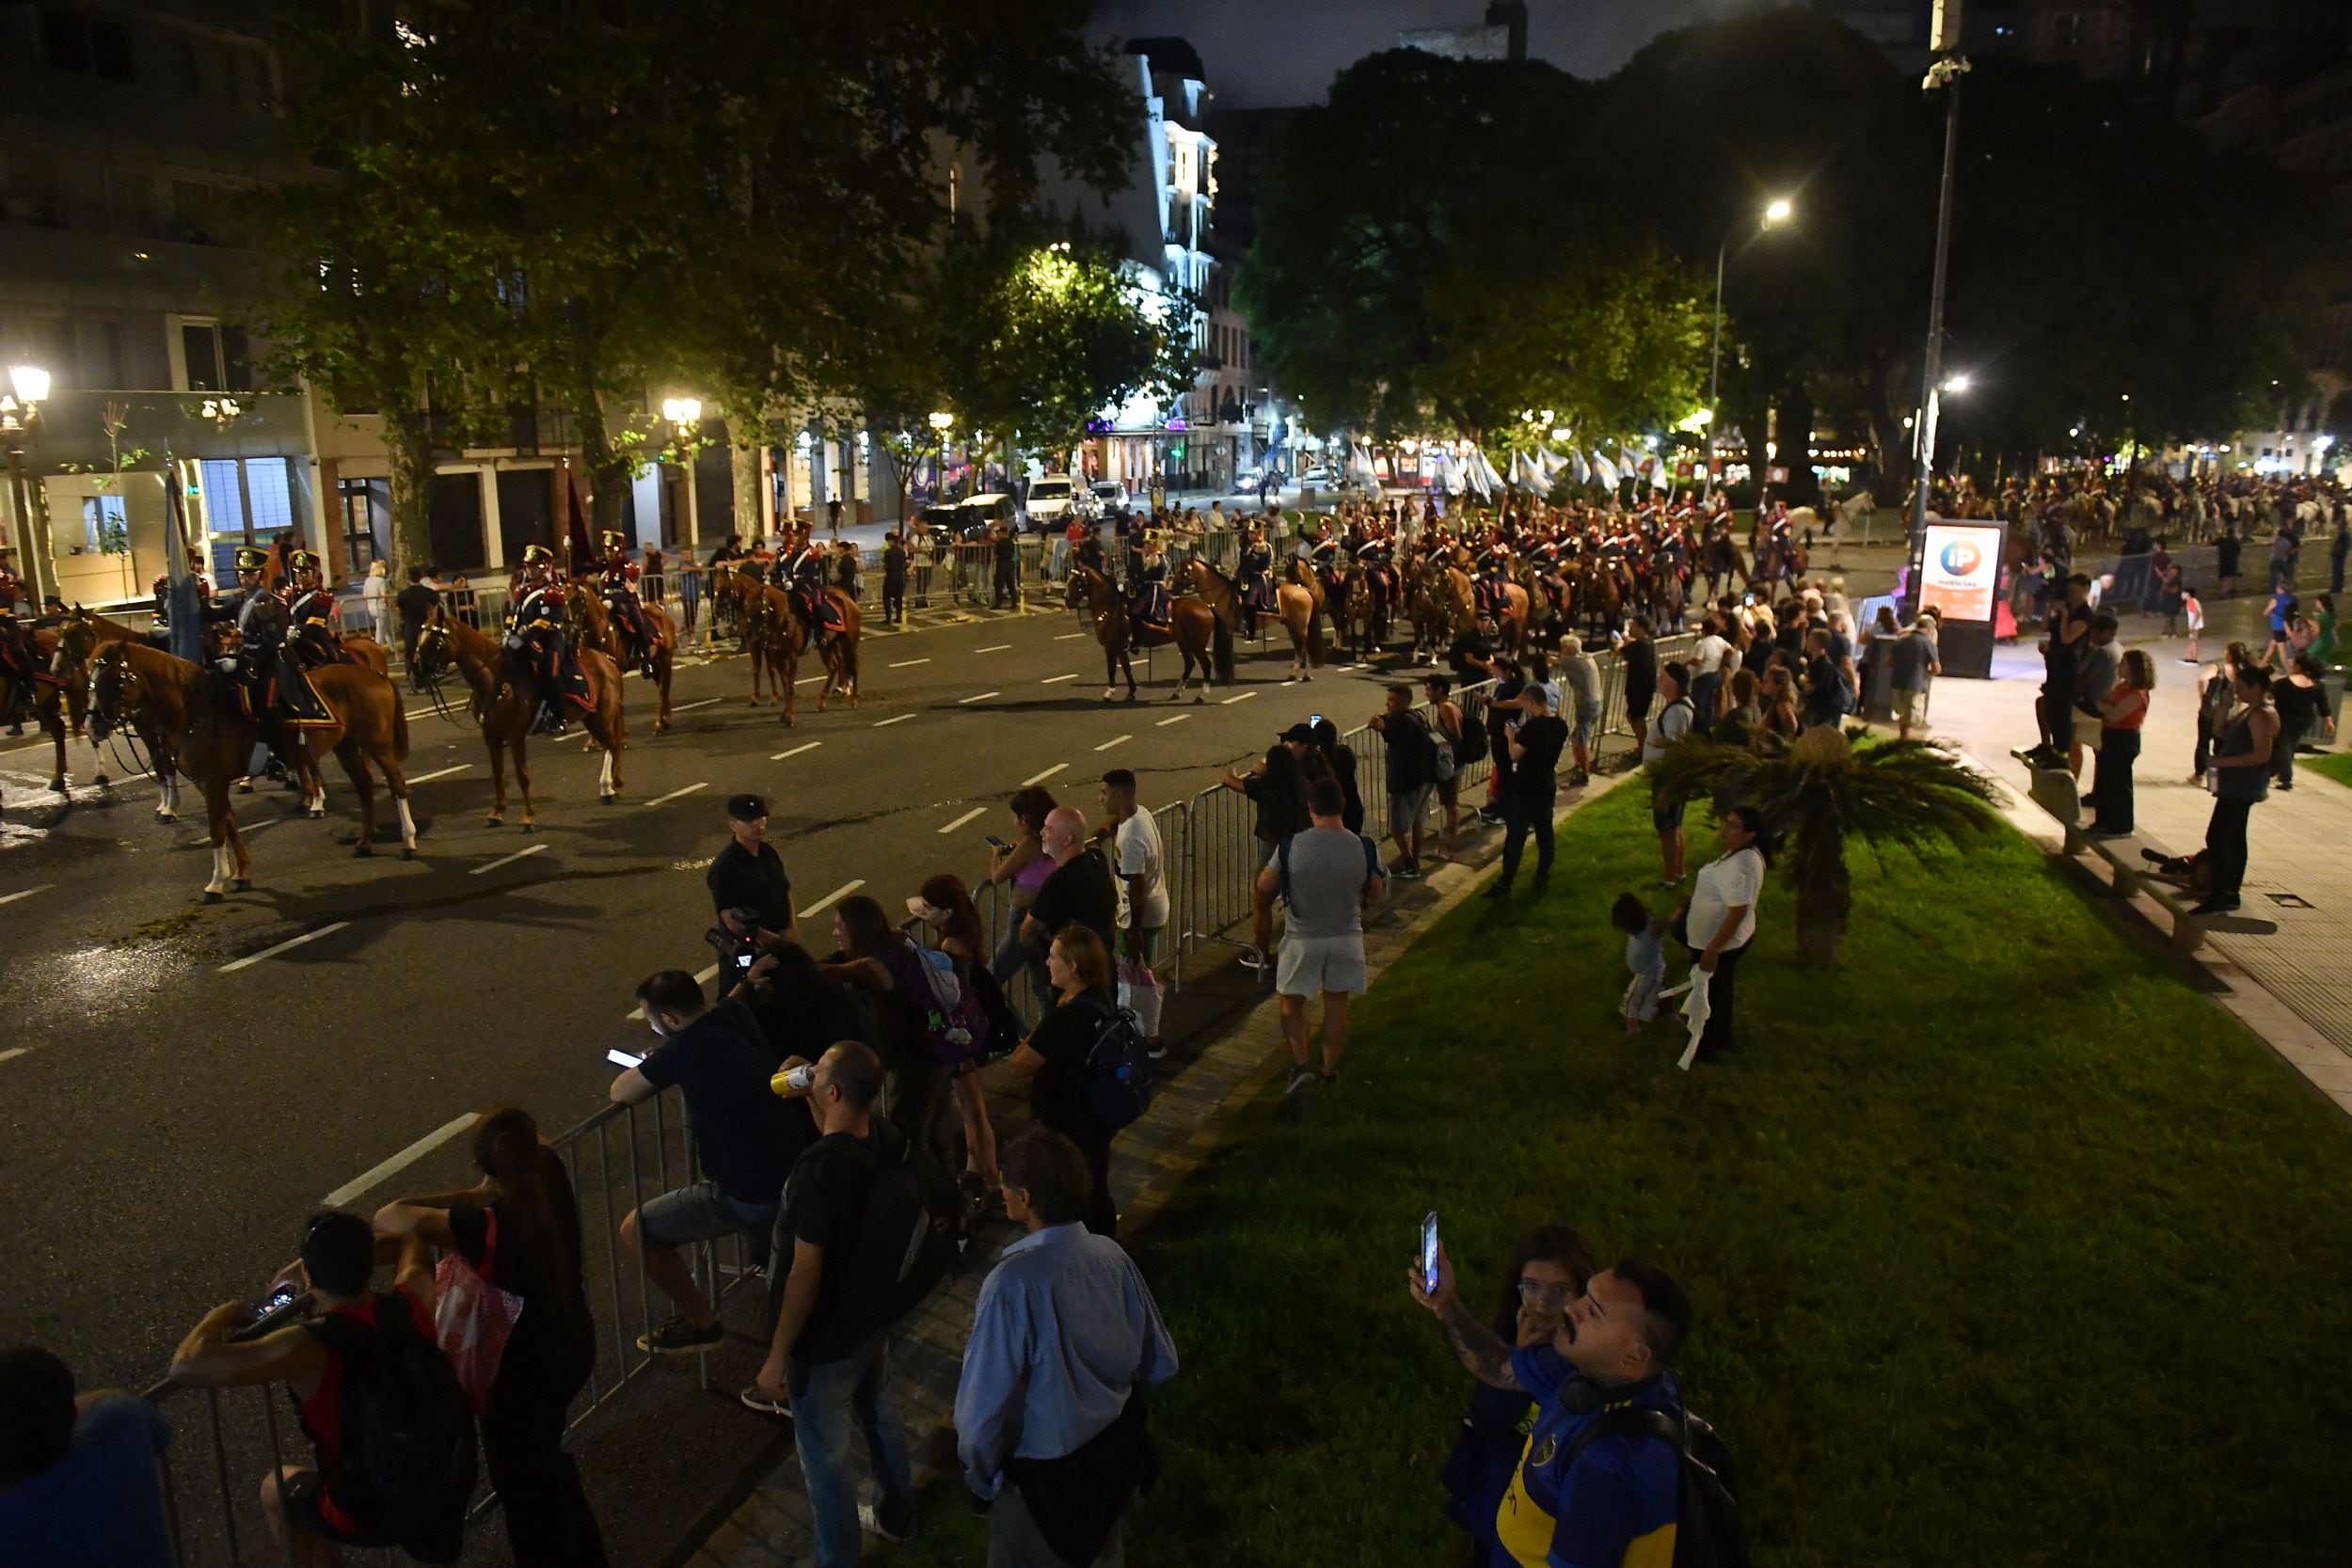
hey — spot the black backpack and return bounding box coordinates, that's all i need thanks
[1454,710,1489,767]
[306,1292,478,1563]
[1079,993,1155,1132]
[1563,1404,1749,1568]
[822,1130,963,1330]
[1391,710,1438,787]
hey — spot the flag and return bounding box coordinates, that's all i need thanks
[564,467,596,574]
[1591,451,1618,490]
[1570,448,1591,486]
[163,451,203,663]
[1538,446,1568,481]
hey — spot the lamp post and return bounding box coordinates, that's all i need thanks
[660,397,703,549]
[2,365,52,608]
[1907,14,1971,556]
[1704,198,1793,500]
[928,410,955,504]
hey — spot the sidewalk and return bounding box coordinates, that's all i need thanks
[676,774,1635,1568]
[1905,596,2352,1117]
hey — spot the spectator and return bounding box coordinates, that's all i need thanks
[1800,628,1845,729]
[882,530,908,626]
[2088,649,2153,837]
[1256,775,1384,1099]
[1558,635,1603,785]
[1222,742,1311,966]
[1369,683,1437,880]
[1619,615,1657,736]
[1435,1227,1597,1565]
[615,971,812,1354]
[360,560,390,647]
[1411,1250,1693,1568]
[707,792,796,948]
[394,565,441,689]
[1023,805,1120,958]
[0,1347,173,1568]
[2312,593,2337,667]
[2067,614,2122,783]
[677,553,703,637]
[168,1212,463,1563]
[1671,804,1772,1063]
[1478,657,1526,825]
[1688,613,1729,726]
[906,874,1005,1196]
[2190,641,2250,783]
[642,544,665,605]
[956,1126,1179,1568]
[2273,658,2322,791]
[1857,604,1899,721]
[1712,668,1761,747]
[2031,573,2093,768]
[1613,892,1667,1034]
[993,524,1021,609]
[373,1109,609,1568]
[750,1042,921,1560]
[2181,584,2204,664]
[1311,717,1366,835]
[988,784,1060,999]
[1484,684,1567,899]
[1005,926,1124,1236]
[1888,615,1941,741]
[1098,769,1169,1058]
[1446,618,1498,686]
[1424,675,1469,854]
[813,895,955,1160]
[1643,662,1695,888]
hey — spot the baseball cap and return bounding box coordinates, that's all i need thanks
[724,792,769,821]
[1662,660,1691,689]
[1278,721,1317,745]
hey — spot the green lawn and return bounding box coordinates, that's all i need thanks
[2304,750,2352,790]
[895,788,2352,1566]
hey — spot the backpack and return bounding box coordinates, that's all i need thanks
[878,941,991,1067]
[306,1292,479,1563]
[1079,992,1155,1132]
[820,1129,964,1331]
[1390,710,1438,788]
[1429,713,1459,782]
[1454,709,1489,768]
[1562,1404,1750,1568]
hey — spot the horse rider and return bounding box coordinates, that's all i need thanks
[1128,532,1172,631]
[1308,522,1344,604]
[0,545,39,732]
[504,543,596,735]
[206,544,327,734]
[1236,524,1277,637]
[284,551,353,673]
[772,525,844,647]
[1352,528,1398,625]
[1474,535,1513,624]
[596,530,659,677]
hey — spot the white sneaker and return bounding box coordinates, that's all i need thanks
[858,1503,914,1544]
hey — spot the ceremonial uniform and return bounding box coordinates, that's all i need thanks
[211,546,328,728]
[774,536,842,641]
[283,554,350,672]
[1475,542,1512,623]
[1129,544,1171,629]
[0,552,38,729]
[596,532,657,675]
[505,546,595,732]
[1236,534,1276,633]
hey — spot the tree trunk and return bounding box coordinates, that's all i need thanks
[727,410,768,536]
[383,412,436,586]
[1866,354,1912,505]
[1779,379,1821,509]
[1792,828,1851,966]
[575,398,631,534]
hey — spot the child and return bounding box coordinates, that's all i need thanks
[1612,892,1666,1034]
[2181,586,2203,665]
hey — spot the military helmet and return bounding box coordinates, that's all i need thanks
[600,531,627,550]
[233,546,270,572]
[521,544,556,566]
[288,549,320,573]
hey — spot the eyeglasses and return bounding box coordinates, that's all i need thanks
[1517,1277,1577,1308]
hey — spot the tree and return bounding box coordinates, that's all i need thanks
[1648,727,2002,966]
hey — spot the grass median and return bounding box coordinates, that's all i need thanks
[896,784,2352,1566]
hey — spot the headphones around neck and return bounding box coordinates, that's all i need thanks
[1556,1370,1661,1417]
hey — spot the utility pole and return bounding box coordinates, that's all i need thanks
[1907,0,1970,604]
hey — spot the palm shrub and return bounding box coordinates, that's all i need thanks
[1649,724,2004,964]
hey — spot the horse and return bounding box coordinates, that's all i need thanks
[1446,567,1530,653]
[740,574,860,726]
[2,623,91,804]
[54,610,175,809]
[412,607,625,828]
[567,581,676,734]
[1068,563,1233,702]
[1338,566,1388,662]
[1184,558,1320,681]
[87,641,415,899]
[1700,532,1751,600]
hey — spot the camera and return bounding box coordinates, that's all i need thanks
[706,907,763,976]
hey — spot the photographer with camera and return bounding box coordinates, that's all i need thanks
[707,795,797,971]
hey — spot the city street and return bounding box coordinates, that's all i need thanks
[0,599,1406,1386]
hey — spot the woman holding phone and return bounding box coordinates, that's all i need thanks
[907,873,1006,1200]
[986,784,1060,1003]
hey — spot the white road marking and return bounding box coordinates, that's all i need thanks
[1022,763,1068,786]
[643,783,708,807]
[873,713,914,727]
[0,884,54,907]
[799,879,866,917]
[937,806,989,834]
[959,690,1000,705]
[1094,734,1132,752]
[771,741,822,760]
[889,657,930,668]
[407,764,469,784]
[1054,633,1085,641]
[1220,690,1260,705]
[671,697,723,713]
[1155,714,1191,728]
[1041,673,1080,685]
[469,842,549,876]
[218,921,351,974]
[975,643,1011,653]
[323,1113,479,1207]
[0,1047,29,1066]
[796,674,826,686]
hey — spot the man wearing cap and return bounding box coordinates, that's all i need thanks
[206,544,297,726]
[597,530,657,677]
[504,544,594,734]
[268,549,346,725]
[707,793,797,950]
[1127,533,1169,631]
[772,526,841,647]
[1237,524,1276,637]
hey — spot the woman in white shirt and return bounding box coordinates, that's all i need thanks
[361,559,390,645]
[1671,804,1772,1062]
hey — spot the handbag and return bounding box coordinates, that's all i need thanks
[433,1210,524,1416]
[1117,958,1164,1039]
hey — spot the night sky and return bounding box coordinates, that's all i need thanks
[1088,0,1777,108]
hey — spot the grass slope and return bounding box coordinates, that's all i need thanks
[898,788,2352,1566]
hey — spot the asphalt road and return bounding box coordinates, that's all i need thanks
[0,593,1414,1386]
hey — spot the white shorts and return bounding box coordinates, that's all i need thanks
[1621,971,1663,1022]
[1277,933,1368,998]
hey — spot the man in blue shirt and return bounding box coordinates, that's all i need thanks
[0,1347,175,1568]
[958,1127,1179,1567]
[1412,1243,1693,1568]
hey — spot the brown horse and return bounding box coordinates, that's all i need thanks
[1069,564,1232,702]
[740,573,860,726]
[1441,567,1531,652]
[87,641,415,898]
[567,582,676,734]
[55,610,175,807]
[1183,559,1321,680]
[412,608,626,828]
[2,623,92,802]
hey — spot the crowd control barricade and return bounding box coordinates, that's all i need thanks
[139,1089,757,1566]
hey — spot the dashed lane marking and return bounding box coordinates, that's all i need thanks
[1220,690,1260,705]
[218,921,351,974]
[1094,734,1132,752]
[873,714,914,728]
[771,741,821,760]
[799,879,866,918]
[1155,715,1190,727]
[407,764,469,784]
[959,691,1000,705]
[469,843,549,877]
[975,644,1011,653]
[889,657,931,669]
[642,783,708,807]
[0,1047,28,1067]
[323,1113,479,1207]
[937,806,989,834]
[1054,633,1085,641]
[1041,673,1080,685]
[671,697,723,714]
[796,674,827,686]
[1022,763,1068,786]
[0,884,54,907]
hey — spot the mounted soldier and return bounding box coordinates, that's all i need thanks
[1127,532,1172,632]
[773,526,844,647]
[597,529,658,677]
[504,543,595,735]
[1235,523,1277,637]
[284,550,352,673]
[208,543,330,731]
[0,545,40,732]
[1474,536,1513,624]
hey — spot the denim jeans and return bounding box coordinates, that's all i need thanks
[793,1333,915,1568]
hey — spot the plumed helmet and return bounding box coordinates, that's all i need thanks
[521,544,556,565]
[233,546,270,572]
[288,549,320,572]
[601,531,627,549]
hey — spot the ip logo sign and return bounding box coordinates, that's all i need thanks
[1938,539,1982,577]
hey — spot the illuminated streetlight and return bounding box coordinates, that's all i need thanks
[660,396,702,430]
[1763,198,1793,227]
[9,365,51,404]
[1942,373,1972,394]
[1705,197,1797,498]
[927,411,954,434]
[2,364,53,606]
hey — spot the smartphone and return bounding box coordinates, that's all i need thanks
[261,1281,302,1315]
[607,1048,644,1069]
[1420,1212,1440,1295]
[1310,713,1324,728]
[985,833,1012,852]
[735,950,755,970]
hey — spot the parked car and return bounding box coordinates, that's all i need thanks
[917,493,1018,546]
[1090,480,1131,514]
[1025,475,1082,527]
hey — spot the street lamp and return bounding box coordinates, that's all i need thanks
[927,411,956,503]
[1705,197,1795,499]
[2,364,52,607]
[660,396,702,437]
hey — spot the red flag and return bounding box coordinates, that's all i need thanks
[564,469,596,576]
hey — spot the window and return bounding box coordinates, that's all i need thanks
[172,180,215,243]
[244,458,294,533]
[39,8,135,83]
[180,322,252,392]
[81,494,128,555]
